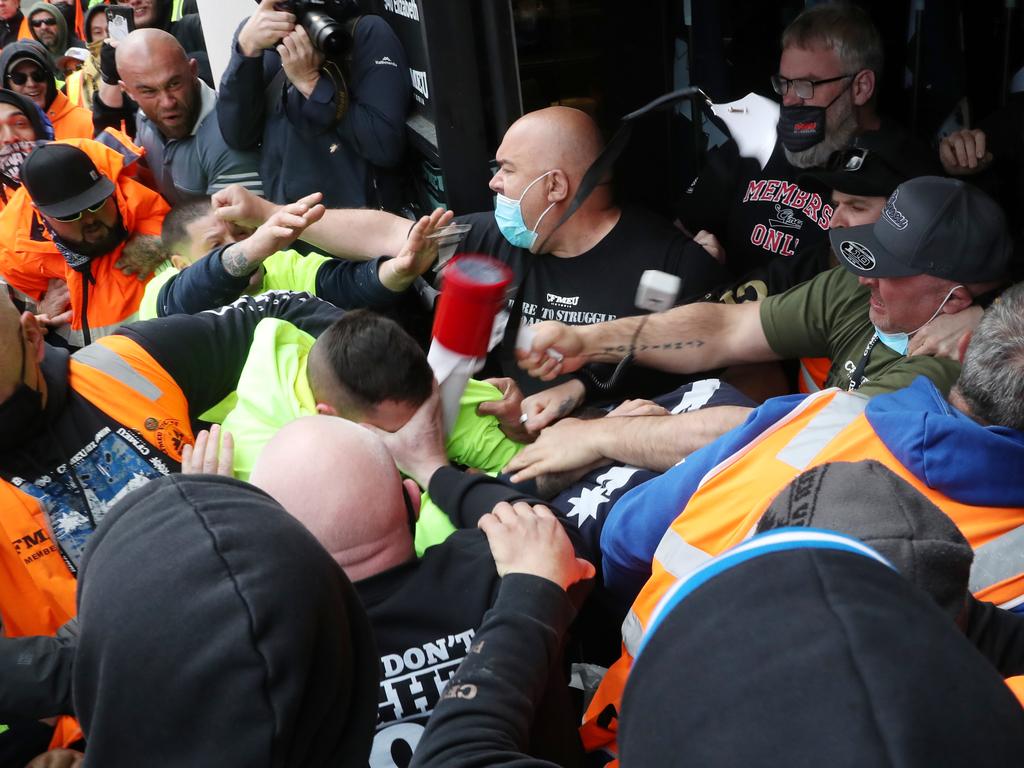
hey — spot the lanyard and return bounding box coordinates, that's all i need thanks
[847,333,880,392]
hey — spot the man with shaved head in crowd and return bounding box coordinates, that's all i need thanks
[452,105,727,395]
[250,415,586,767]
[113,28,261,205]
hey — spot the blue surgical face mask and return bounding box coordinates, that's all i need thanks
[493,170,556,250]
[874,284,964,355]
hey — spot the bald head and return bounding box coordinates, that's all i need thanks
[249,416,414,581]
[116,28,199,140]
[502,107,604,181]
[116,28,188,73]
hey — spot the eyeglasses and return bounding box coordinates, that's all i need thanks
[30,17,58,28]
[50,199,109,223]
[770,73,854,100]
[8,70,47,86]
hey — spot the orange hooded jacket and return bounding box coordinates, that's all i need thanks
[0,132,168,345]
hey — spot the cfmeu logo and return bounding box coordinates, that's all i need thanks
[12,529,48,554]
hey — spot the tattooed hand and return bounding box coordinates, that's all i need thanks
[519,379,586,433]
[221,192,325,277]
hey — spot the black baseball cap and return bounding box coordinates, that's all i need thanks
[831,176,1012,283]
[21,143,115,219]
[800,129,940,198]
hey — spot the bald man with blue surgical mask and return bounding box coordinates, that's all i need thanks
[451,105,728,396]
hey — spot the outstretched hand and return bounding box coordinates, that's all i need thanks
[519,379,586,433]
[228,192,325,271]
[212,184,277,229]
[478,501,594,591]
[378,208,455,292]
[181,425,234,477]
[503,417,608,483]
[476,377,534,443]
[361,385,449,487]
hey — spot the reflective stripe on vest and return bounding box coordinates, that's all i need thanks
[72,343,163,400]
[584,387,1024,755]
[64,313,140,348]
[970,523,1024,598]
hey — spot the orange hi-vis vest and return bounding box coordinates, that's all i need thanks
[0,135,168,345]
[581,387,1024,756]
[798,355,830,393]
[0,334,193,749]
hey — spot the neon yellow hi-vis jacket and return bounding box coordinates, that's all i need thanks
[220,318,524,553]
[139,250,331,422]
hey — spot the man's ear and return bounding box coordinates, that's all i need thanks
[851,68,875,107]
[315,402,338,416]
[117,79,129,96]
[169,253,189,271]
[189,58,198,79]
[957,330,972,364]
[943,285,974,315]
[402,477,422,520]
[546,169,570,203]
[21,311,45,361]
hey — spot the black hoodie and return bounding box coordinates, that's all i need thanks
[0,39,59,111]
[73,474,379,766]
[412,532,1024,767]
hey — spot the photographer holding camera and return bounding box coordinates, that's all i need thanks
[217,0,410,210]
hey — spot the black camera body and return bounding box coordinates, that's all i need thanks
[279,0,362,56]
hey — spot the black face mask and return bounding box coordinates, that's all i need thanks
[777,84,850,153]
[0,334,44,437]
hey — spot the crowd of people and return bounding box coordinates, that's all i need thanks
[1,0,1024,766]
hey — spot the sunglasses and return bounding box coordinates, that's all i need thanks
[51,199,108,223]
[8,70,47,86]
[30,18,58,28]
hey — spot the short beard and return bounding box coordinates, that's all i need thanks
[784,92,859,169]
[59,217,127,258]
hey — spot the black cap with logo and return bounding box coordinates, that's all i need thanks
[830,176,1012,283]
[800,129,940,199]
[21,143,115,219]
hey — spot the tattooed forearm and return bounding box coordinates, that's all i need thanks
[220,243,257,277]
[119,235,167,274]
[554,396,576,419]
[601,339,705,355]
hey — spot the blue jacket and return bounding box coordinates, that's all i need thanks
[601,377,1024,603]
[217,15,410,208]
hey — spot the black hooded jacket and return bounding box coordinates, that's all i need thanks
[412,534,1024,767]
[0,40,60,112]
[73,474,379,766]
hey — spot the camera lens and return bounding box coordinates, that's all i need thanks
[301,10,350,56]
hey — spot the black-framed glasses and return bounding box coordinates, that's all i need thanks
[770,73,854,100]
[50,199,108,223]
[30,17,58,28]
[8,70,47,86]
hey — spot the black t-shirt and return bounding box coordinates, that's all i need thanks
[455,207,728,394]
[357,530,501,767]
[676,138,833,280]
